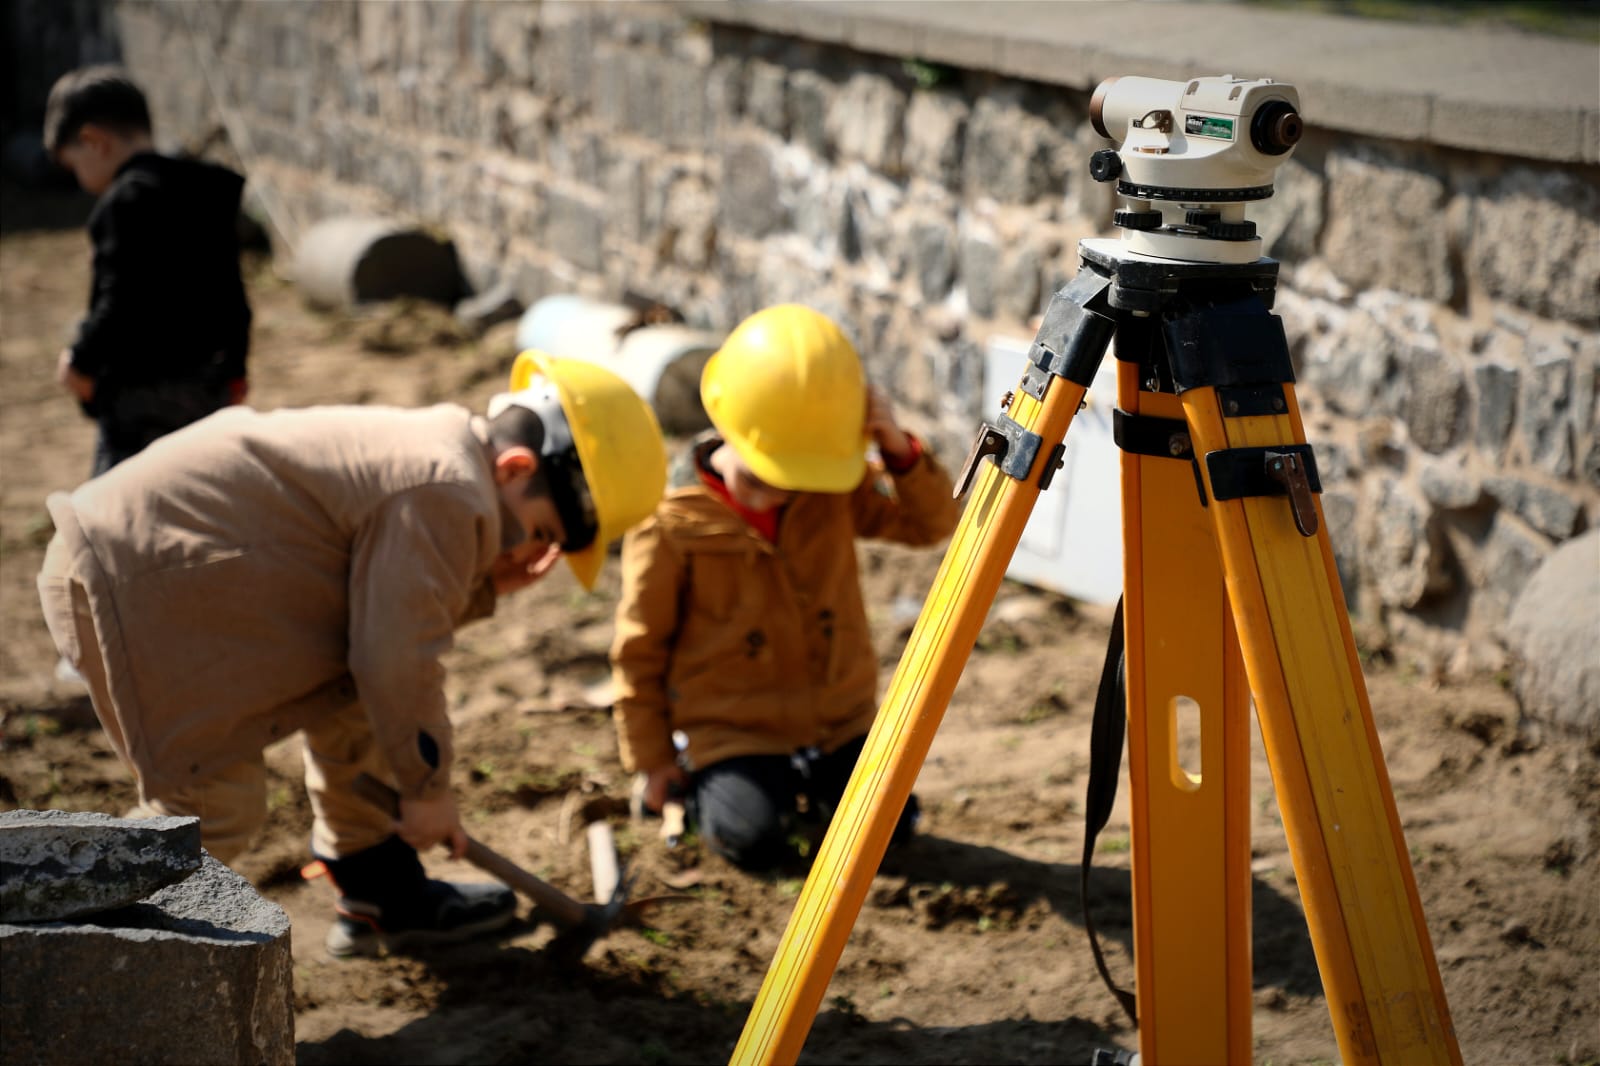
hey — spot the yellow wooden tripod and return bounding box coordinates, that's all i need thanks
[729,234,1462,1065]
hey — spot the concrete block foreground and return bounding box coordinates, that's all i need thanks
[1,814,293,1066]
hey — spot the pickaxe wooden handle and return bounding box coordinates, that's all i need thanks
[352,772,592,929]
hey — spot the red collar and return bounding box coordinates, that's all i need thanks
[696,465,781,542]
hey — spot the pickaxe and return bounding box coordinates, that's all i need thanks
[353,772,656,957]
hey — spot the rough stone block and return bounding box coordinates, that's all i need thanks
[1322,489,1362,613]
[1483,476,1584,540]
[786,69,834,158]
[1363,475,1453,609]
[604,150,648,244]
[1468,167,1600,327]
[719,138,786,238]
[962,93,1065,205]
[1474,360,1520,462]
[660,173,718,270]
[0,810,201,923]
[535,13,594,105]
[1322,145,1453,303]
[904,90,967,190]
[705,54,745,131]
[1418,457,1483,511]
[1254,155,1325,264]
[1520,346,1575,477]
[825,72,905,176]
[1302,305,1399,418]
[1070,123,1118,226]
[959,232,1000,318]
[1503,529,1600,736]
[1476,510,1551,628]
[357,2,396,72]
[746,59,790,135]
[1313,440,1355,485]
[1400,341,1468,454]
[1575,334,1598,436]
[843,170,905,277]
[997,241,1045,323]
[543,187,608,273]
[1,853,293,1066]
[911,217,956,302]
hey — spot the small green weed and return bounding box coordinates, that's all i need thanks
[901,58,956,89]
[1098,834,1130,855]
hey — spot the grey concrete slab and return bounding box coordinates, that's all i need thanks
[678,0,1600,162]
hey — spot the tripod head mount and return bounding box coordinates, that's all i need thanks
[1089,75,1302,265]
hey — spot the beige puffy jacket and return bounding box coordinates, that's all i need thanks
[43,404,514,801]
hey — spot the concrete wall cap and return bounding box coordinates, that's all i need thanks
[679,0,1600,164]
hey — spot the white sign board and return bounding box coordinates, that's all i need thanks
[982,335,1123,605]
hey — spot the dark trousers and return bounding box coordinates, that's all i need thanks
[92,378,231,477]
[689,734,920,871]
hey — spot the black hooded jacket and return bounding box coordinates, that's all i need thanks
[70,152,252,401]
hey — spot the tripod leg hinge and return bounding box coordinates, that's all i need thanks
[1024,269,1117,396]
[1205,444,1322,536]
[953,414,1043,496]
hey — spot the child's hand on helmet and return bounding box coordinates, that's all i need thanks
[865,385,914,466]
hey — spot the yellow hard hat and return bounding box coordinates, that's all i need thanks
[699,304,867,493]
[507,350,667,590]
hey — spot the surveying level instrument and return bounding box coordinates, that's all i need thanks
[732,75,1461,1066]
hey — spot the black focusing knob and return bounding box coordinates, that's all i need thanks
[1113,209,1163,231]
[1206,220,1257,240]
[1088,149,1123,183]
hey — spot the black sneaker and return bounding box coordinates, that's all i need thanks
[326,878,517,958]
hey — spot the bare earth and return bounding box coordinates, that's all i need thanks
[2,195,1595,1066]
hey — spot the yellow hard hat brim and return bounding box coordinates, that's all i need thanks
[563,544,604,591]
[508,350,667,591]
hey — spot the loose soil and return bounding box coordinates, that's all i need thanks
[2,189,1595,1065]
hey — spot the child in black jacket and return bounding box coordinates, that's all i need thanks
[44,65,253,476]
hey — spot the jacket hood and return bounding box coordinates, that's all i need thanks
[118,151,245,216]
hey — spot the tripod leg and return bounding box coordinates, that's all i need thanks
[1180,376,1461,1066]
[731,273,1116,1066]
[1116,362,1254,1065]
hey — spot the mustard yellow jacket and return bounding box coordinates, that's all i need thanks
[610,438,961,775]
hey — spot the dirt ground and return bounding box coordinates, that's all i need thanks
[2,186,1596,1066]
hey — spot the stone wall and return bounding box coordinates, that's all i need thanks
[104,0,1597,670]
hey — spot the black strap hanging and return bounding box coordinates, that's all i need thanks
[1082,596,1138,1026]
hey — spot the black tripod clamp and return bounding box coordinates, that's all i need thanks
[956,243,1324,535]
[953,268,1116,498]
